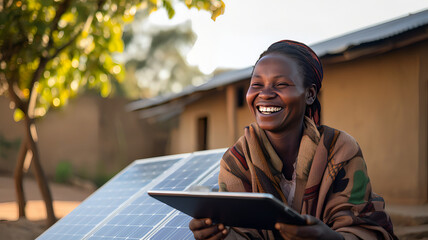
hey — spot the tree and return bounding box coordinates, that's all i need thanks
[120,11,206,98]
[0,0,224,226]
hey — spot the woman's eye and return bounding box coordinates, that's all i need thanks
[277,82,290,87]
[251,83,262,87]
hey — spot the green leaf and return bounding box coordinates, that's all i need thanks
[163,0,175,19]
[0,0,225,120]
[13,108,25,122]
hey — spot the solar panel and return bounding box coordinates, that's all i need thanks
[37,149,226,240]
[148,168,221,240]
[37,154,189,240]
[85,149,224,240]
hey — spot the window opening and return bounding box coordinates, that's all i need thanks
[197,116,208,150]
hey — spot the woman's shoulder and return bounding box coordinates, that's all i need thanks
[319,125,362,162]
[319,125,358,145]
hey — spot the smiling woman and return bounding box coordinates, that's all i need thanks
[247,53,310,134]
[189,40,398,240]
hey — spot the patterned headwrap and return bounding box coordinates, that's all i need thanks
[256,40,323,126]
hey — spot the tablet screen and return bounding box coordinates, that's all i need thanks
[148,190,306,230]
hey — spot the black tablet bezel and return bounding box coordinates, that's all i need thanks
[148,190,306,230]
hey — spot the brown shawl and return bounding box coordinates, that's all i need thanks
[219,117,397,240]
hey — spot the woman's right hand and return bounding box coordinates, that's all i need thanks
[189,218,229,240]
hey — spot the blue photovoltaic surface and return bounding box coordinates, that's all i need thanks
[37,156,183,240]
[199,167,220,192]
[148,213,194,240]
[85,150,225,240]
[148,168,221,240]
[37,149,226,240]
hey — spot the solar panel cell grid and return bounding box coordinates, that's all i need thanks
[85,151,224,239]
[37,157,181,240]
[37,149,227,240]
[148,169,221,240]
[150,213,195,240]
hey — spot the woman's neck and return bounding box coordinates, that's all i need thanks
[265,121,304,180]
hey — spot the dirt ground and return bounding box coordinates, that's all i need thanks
[0,175,94,240]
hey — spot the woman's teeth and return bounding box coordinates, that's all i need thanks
[258,106,283,114]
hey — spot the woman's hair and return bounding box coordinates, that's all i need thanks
[255,40,323,126]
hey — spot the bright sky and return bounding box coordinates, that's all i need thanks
[148,0,428,74]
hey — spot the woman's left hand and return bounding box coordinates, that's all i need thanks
[275,215,344,240]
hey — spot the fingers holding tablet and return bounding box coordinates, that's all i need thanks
[189,218,229,240]
[275,215,344,240]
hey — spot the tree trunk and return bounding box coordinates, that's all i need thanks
[14,138,28,218]
[13,114,57,226]
[25,116,57,226]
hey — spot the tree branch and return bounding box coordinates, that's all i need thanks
[6,72,26,111]
[14,137,28,218]
[27,57,48,110]
[52,0,72,31]
[49,31,80,60]
[97,0,106,11]
[47,0,72,49]
[48,0,106,59]
[1,4,31,62]
[0,38,26,63]
[28,0,105,105]
[30,0,81,93]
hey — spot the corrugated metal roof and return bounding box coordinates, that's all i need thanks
[311,9,428,57]
[126,67,253,111]
[196,67,253,91]
[128,9,428,111]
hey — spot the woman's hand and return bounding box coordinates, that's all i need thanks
[189,218,229,240]
[275,215,344,240]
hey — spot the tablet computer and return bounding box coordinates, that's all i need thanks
[148,190,306,230]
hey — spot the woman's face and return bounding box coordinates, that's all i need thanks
[246,53,310,133]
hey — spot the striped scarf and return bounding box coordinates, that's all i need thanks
[219,117,397,239]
